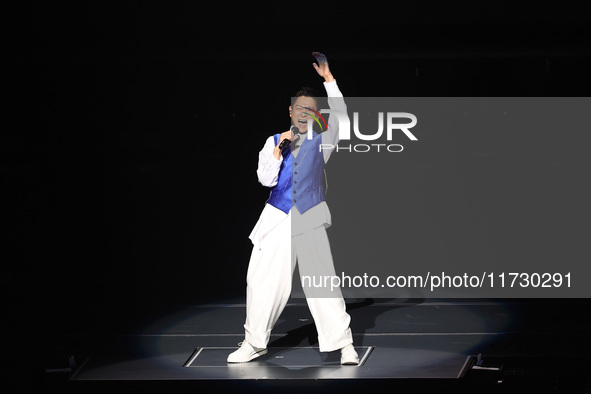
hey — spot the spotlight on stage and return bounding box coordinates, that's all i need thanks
[69,297,513,383]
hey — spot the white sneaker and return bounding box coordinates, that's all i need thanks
[340,344,359,365]
[227,341,267,363]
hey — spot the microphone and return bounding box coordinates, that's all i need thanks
[279,126,299,150]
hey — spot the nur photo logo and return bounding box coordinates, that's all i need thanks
[301,99,418,153]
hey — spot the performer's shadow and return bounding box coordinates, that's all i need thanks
[226,296,427,379]
[265,294,425,362]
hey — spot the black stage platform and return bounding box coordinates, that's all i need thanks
[4,298,591,393]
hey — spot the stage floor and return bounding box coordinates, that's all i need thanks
[66,298,587,380]
[4,298,591,392]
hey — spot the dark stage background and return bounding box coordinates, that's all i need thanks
[3,2,591,307]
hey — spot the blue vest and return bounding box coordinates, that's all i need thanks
[266,132,326,214]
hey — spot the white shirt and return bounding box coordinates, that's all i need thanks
[249,80,346,248]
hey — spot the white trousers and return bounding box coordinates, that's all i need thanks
[243,216,353,352]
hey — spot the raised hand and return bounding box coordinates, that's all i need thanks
[312,52,334,82]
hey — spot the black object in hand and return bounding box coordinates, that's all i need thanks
[279,126,299,150]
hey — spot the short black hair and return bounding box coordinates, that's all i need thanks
[291,86,319,110]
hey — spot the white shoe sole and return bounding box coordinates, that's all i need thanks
[227,348,268,363]
[341,358,360,365]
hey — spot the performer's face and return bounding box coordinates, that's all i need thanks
[289,96,318,134]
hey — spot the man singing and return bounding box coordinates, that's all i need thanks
[227,52,358,365]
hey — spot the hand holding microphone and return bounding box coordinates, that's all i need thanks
[278,126,300,150]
